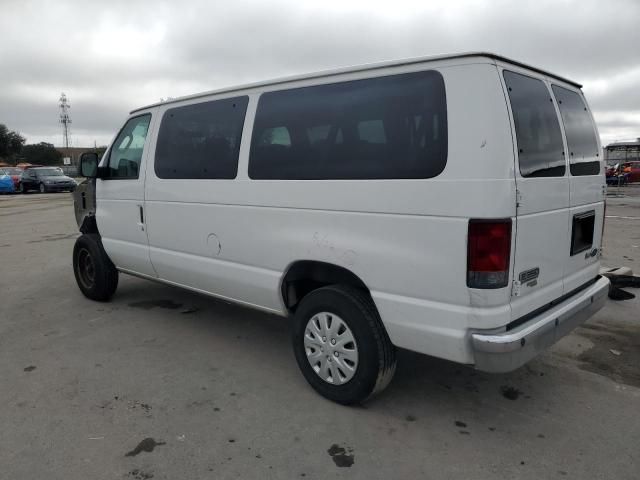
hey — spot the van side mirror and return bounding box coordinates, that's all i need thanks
[79,152,99,178]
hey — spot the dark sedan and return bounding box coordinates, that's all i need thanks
[20,167,77,193]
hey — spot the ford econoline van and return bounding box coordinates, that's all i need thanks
[73,52,609,404]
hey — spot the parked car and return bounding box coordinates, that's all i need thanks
[0,170,15,193]
[605,161,639,185]
[72,52,609,404]
[0,166,23,190]
[621,161,640,183]
[20,167,77,193]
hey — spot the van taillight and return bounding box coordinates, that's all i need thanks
[467,219,512,289]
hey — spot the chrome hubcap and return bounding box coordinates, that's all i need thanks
[304,312,358,384]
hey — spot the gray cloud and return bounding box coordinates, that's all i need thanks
[1,0,639,147]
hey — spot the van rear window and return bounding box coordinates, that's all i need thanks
[248,70,447,180]
[551,85,600,176]
[155,96,248,179]
[503,71,565,178]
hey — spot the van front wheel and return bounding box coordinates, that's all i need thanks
[73,234,118,301]
[292,285,396,405]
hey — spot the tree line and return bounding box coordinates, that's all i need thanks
[0,123,63,165]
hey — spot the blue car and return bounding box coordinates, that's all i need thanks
[0,172,15,193]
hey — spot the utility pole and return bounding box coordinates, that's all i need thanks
[59,93,71,149]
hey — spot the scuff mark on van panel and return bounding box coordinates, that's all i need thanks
[307,231,357,267]
[466,289,485,328]
[468,288,491,308]
[339,249,357,267]
[311,231,334,252]
[465,288,514,330]
[206,233,221,256]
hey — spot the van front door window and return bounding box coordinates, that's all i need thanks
[106,114,151,179]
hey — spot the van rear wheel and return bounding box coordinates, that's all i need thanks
[73,233,119,301]
[292,285,396,405]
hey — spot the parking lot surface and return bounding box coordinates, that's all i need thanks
[1,192,639,479]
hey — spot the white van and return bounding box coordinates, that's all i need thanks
[73,52,609,404]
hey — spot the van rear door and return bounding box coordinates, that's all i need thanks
[551,84,605,293]
[502,70,570,319]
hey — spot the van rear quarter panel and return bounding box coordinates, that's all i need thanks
[143,60,516,363]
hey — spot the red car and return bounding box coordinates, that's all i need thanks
[0,167,23,190]
[622,161,640,183]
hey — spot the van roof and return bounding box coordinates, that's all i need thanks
[130,52,581,114]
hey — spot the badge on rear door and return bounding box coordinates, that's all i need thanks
[519,267,540,285]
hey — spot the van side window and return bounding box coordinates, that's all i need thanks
[155,96,249,179]
[503,71,565,178]
[259,126,291,146]
[105,114,151,179]
[248,70,447,180]
[357,120,386,144]
[551,85,600,176]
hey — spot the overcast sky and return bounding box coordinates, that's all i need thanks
[1,0,639,148]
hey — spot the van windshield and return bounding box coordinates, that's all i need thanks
[503,71,566,177]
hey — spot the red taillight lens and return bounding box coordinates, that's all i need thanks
[467,219,512,289]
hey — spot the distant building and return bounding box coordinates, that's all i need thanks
[604,138,640,165]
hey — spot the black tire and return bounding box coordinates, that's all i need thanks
[72,233,119,301]
[292,285,396,405]
[19,183,27,194]
[39,183,47,193]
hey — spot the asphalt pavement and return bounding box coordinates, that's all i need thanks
[0,191,638,480]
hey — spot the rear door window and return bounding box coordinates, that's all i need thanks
[551,85,600,176]
[503,71,566,177]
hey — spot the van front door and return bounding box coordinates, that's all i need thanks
[97,113,157,277]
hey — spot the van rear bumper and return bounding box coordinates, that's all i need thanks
[471,275,609,373]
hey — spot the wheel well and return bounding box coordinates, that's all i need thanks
[281,260,370,312]
[79,215,99,235]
